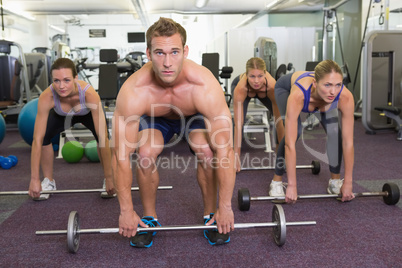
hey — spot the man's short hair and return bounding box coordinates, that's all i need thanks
[146,17,187,49]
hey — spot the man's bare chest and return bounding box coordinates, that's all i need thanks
[144,90,198,118]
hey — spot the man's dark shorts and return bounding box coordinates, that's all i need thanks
[138,113,206,145]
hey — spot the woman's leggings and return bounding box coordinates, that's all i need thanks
[42,110,99,145]
[231,83,273,124]
[274,73,342,176]
[242,96,272,123]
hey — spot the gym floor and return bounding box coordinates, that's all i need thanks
[0,117,401,267]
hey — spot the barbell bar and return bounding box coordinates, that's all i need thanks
[238,182,400,211]
[242,160,321,175]
[35,204,317,253]
[0,186,173,196]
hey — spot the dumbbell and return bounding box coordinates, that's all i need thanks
[0,155,18,169]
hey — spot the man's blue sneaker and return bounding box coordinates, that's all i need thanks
[203,213,230,245]
[130,216,161,248]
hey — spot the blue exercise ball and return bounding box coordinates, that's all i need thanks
[0,115,5,144]
[52,143,59,152]
[51,134,60,152]
[18,98,39,145]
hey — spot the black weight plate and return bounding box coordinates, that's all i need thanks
[382,183,400,205]
[311,160,320,175]
[238,188,251,211]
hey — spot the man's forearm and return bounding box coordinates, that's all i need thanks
[216,148,235,208]
[115,159,135,212]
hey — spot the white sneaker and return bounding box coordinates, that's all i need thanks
[269,180,287,197]
[38,177,56,200]
[101,179,116,198]
[327,178,344,194]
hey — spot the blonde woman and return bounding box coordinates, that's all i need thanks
[232,57,285,172]
[271,60,355,203]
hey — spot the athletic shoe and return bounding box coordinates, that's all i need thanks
[327,178,344,194]
[36,177,56,200]
[101,178,117,198]
[203,213,230,245]
[130,216,161,248]
[269,180,286,197]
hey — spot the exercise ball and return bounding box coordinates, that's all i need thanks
[84,140,100,162]
[0,115,5,144]
[52,143,59,152]
[18,98,39,145]
[61,141,84,163]
[51,134,60,152]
